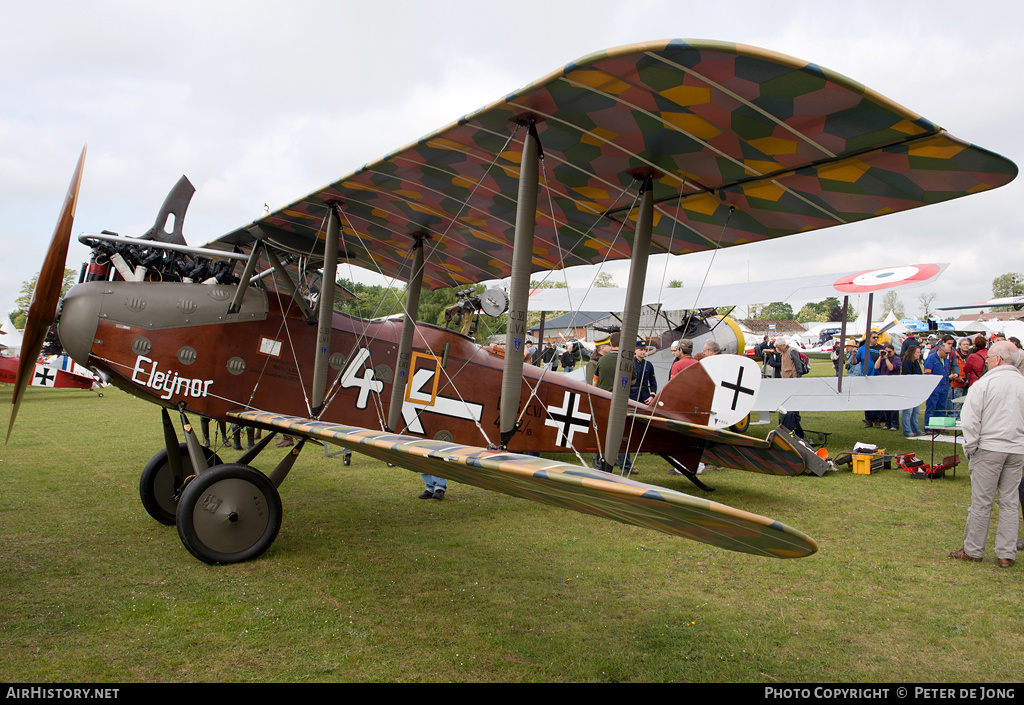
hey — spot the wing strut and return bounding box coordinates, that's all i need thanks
[227,243,263,314]
[263,246,314,321]
[602,176,654,471]
[386,232,426,433]
[498,120,541,448]
[837,295,850,393]
[311,205,342,416]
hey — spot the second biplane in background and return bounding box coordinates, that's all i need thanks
[528,263,948,420]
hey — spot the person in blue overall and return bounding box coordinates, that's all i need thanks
[923,335,956,425]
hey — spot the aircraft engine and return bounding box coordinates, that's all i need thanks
[676,313,744,356]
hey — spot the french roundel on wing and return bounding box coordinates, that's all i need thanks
[833,264,941,293]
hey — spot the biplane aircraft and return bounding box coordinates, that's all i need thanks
[2,316,101,392]
[0,355,100,393]
[528,263,949,422]
[7,40,1016,565]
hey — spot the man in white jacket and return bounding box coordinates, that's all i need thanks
[950,341,1024,568]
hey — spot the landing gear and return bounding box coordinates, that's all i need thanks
[175,463,282,565]
[139,442,223,526]
[729,413,751,434]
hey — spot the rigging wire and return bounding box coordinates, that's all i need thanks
[313,125,525,446]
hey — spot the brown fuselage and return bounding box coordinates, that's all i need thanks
[60,280,708,458]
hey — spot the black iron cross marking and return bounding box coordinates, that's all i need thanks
[34,367,55,387]
[544,392,592,447]
[720,366,755,411]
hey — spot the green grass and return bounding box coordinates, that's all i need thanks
[1,380,1020,683]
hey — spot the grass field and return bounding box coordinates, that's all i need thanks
[2,364,1021,683]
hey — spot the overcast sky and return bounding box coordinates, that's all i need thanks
[2,0,1021,323]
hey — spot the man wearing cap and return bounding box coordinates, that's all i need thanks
[596,332,628,393]
[670,339,697,378]
[631,341,657,405]
[594,332,637,474]
[949,341,1024,568]
[587,334,610,386]
[844,339,861,376]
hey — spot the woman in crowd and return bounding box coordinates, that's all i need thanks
[900,344,924,437]
[964,335,989,386]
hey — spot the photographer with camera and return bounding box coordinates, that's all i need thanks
[875,342,901,430]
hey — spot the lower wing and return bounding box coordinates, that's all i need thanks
[754,376,940,413]
[229,410,817,559]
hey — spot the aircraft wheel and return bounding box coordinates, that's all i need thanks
[139,443,223,526]
[175,463,282,565]
[729,414,751,434]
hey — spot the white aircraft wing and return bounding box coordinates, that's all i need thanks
[754,376,940,413]
[527,264,948,312]
[937,295,1024,311]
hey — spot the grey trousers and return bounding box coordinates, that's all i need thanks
[963,449,1024,560]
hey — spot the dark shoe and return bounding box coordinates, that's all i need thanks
[276,437,294,448]
[998,558,1015,568]
[432,489,446,501]
[418,490,434,499]
[1017,539,1024,552]
[949,548,982,562]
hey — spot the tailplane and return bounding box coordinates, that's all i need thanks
[654,355,762,429]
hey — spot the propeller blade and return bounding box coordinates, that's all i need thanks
[6,145,87,443]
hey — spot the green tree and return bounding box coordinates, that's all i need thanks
[992,272,1024,298]
[9,268,78,329]
[795,303,821,323]
[336,279,505,344]
[825,297,856,322]
[334,278,404,320]
[594,272,617,288]
[529,278,567,289]
[991,272,1024,311]
[751,301,794,320]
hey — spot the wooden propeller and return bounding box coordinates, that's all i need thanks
[6,145,86,443]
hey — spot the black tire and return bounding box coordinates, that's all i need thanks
[139,443,223,526]
[175,463,282,565]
